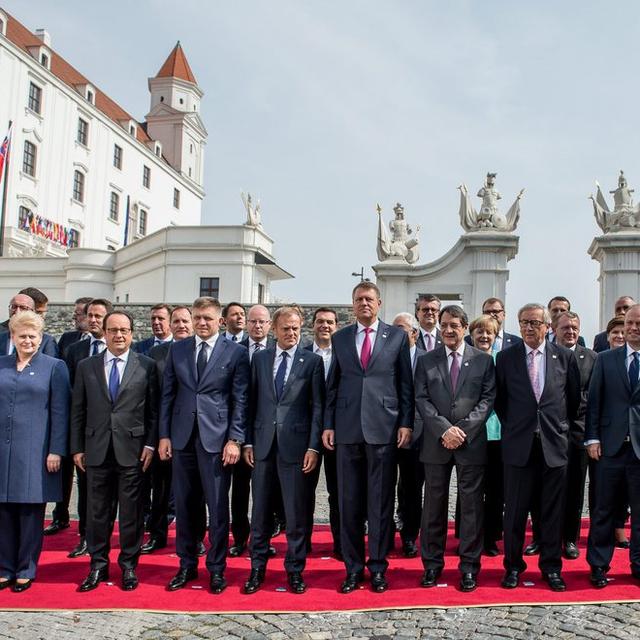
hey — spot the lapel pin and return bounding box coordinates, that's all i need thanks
[579,354,585,359]
[552,355,557,359]
[299,358,304,363]
[29,371,35,376]
[464,362,469,367]
[382,333,387,338]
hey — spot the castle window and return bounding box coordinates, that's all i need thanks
[28,82,42,114]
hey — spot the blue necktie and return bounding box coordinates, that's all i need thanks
[274,351,288,401]
[197,342,208,382]
[108,357,120,403]
[630,352,639,391]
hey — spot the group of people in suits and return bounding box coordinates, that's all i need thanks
[0,284,638,596]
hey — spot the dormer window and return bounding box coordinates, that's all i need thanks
[155,144,161,157]
[129,123,136,137]
[28,44,51,70]
[87,89,94,104]
[40,52,49,68]
[160,96,164,103]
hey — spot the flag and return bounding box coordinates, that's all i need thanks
[0,124,12,180]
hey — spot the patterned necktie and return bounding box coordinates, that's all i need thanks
[360,327,373,370]
[630,352,639,391]
[426,333,433,352]
[274,351,288,401]
[197,342,208,382]
[108,357,121,403]
[450,351,460,391]
[527,349,542,402]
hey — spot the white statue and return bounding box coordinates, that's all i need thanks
[241,191,262,227]
[590,171,640,232]
[458,172,524,232]
[376,202,420,264]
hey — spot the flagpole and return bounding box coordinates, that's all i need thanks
[0,120,13,257]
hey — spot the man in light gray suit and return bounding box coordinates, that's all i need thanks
[414,305,495,593]
[323,281,414,594]
[242,306,325,595]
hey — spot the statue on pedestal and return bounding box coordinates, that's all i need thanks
[241,191,262,228]
[458,172,524,232]
[590,171,640,232]
[376,202,420,264]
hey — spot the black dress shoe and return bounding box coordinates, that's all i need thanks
[197,541,207,556]
[79,568,109,592]
[209,572,226,594]
[243,568,265,594]
[501,570,520,589]
[268,545,277,557]
[615,539,631,549]
[460,573,477,592]
[12,579,33,593]
[122,568,138,591]
[140,538,166,554]
[0,578,14,590]
[524,540,540,555]
[543,572,566,592]
[229,543,246,557]
[420,568,442,588]
[68,537,88,558]
[339,572,364,593]
[43,520,70,536]
[287,571,306,594]
[401,539,418,558]
[590,567,608,588]
[370,571,388,593]
[563,541,579,560]
[167,567,198,591]
[483,541,499,557]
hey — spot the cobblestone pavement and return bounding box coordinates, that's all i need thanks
[2,470,628,639]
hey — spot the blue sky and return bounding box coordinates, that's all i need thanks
[7,1,640,339]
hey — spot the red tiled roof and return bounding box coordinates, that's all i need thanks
[4,10,152,143]
[155,42,197,84]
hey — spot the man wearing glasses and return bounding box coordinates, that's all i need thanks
[0,293,58,357]
[415,294,443,352]
[495,303,581,592]
[467,298,522,352]
[593,296,636,353]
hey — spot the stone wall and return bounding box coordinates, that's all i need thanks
[45,303,355,342]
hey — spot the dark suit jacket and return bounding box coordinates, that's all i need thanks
[416,328,442,352]
[570,344,597,445]
[149,341,172,379]
[0,319,8,333]
[592,330,609,353]
[495,341,581,468]
[57,330,85,359]
[409,346,427,447]
[415,344,495,465]
[548,332,586,347]
[70,351,159,467]
[64,338,93,386]
[246,345,325,463]
[159,336,250,453]
[585,346,640,458]
[465,330,523,350]
[0,331,59,358]
[325,321,414,445]
[134,336,173,356]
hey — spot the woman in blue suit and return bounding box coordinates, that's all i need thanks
[0,311,70,592]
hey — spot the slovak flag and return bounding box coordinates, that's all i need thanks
[0,124,12,180]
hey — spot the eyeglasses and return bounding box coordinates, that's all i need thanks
[9,304,34,312]
[483,308,504,315]
[106,328,132,335]
[519,320,546,329]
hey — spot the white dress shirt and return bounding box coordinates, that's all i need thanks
[420,328,438,351]
[90,336,107,355]
[104,348,129,386]
[153,335,173,348]
[494,330,504,352]
[444,342,466,371]
[524,340,546,394]
[409,344,417,369]
[225,330,244,343]
[313,342,332,378]
[355,319,379,358]
[194,334,218,366]
[273,344,297,384]
[248,338,268,362]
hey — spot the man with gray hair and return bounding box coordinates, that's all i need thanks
[495,303,581,592]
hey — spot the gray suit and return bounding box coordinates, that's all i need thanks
[415,344,495,574]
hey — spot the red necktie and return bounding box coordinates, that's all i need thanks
[360,327,372,370]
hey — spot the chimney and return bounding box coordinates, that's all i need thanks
[35,28,51,47]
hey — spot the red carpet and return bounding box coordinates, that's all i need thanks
[1,521,639,613]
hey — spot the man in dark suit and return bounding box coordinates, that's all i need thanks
[415,294,442,352]
[133,304,173,356]
[221,302,246,343]
[242,306,325,594]
[229,304,277,557]
[593,296,636,353]
[546,297,585,347]
[465,297,523,351]
[392,312,426,558]
[0,294,58,357]
[48,299,113,553]
[415,305,495,592]
[71,310,158,592]
[159,296,250,594]
[495,303,581,592]
[323,281,414,593]
[57,297,92,359]
[305,307,341,559]
[586,304,640,588]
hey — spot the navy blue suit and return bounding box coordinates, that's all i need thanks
[160,335,250,574]
[0,353,70,580]
[134,336,172,357]
[0,331,58,358]
[592,330,609,354]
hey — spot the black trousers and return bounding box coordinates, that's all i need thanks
[503,438,566,575]
[306,447,341,554]
[86,452,145,572]
[562,442,589,544]
[587,442,640,571]
[337,442,396,574]
[0,503,46,580]
[230,458,252,546]
[147,456,173,544]
[396,447,425,544]
[172,431,231,574]
[250,443,309,573]
[52,455,74,525]
[483,441,504,545]
[421,461,484,574]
